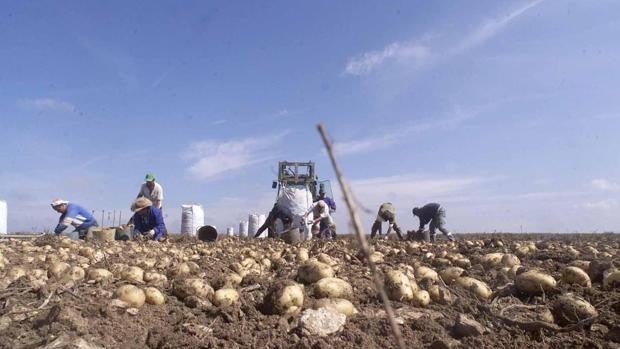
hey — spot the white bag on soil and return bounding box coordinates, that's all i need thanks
[180,204,204,236]
[0,200,6,235]
[239,221,248,237]
[248,213,260,237]
[276,185,314,239]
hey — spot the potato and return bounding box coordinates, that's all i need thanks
[428,285,455,305]
[48,261,70,279]
[588,260,613,282]
[213,288,239,307]
[143,272,168,286]
[317,253,338,267]
[369,251,384,264]
[144,287,165,305]
[481,253,504,268]
[314,277,353,299]
[515,270,556,295]
[603,268,620,289]
[173,278,214,300]
[552,294,598,325]
[412,290,431,307]
[439,267,464,284]
[88,268,113,283]
[569,260,590,272]
[314,298,358,316]
[213,272,242,290]
[263,280,304,315]
[6,267,26,280]
[384,270,414,301]
[65,266,85,282]
[115,285,146,308]
[454,258,471,269]
[297,248,309,262]
[562,266,591,287]
[456,277,492,298]
[297,260,334,284]
[121,266,144,284]
[501,254,520,267]
[415,266,438,282]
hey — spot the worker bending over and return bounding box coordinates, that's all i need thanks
[51,199,99,239]
[370,202,404,240]
[130,197,167,241]
[412,203,455,242]
[303,199,336,238]
[254,203,294,238]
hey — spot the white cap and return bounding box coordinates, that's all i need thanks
[51,199,68,207]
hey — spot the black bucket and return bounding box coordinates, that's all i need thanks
[197,225,218,242]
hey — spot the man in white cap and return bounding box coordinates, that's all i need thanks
[51,199,98,239]
[137,173,163,209]
[130,197,167,241]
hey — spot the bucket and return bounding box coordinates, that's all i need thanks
[280,228,301,244]
[197,225,218,242]
[115,226,132,241]
[90,228,116,242]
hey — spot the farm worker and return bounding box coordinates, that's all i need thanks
[303,199,336,238]
[130,197,167,241]
[254,203,295,238]
[137,173,164,209]
[370,202,404,240]
[318,187,336,214]
[50,199,98,240]
[412,203,455,242]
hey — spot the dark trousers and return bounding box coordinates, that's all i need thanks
[429,208,450,236]
[370,220,404,239]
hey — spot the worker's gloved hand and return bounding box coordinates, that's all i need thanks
[145,230,155,239]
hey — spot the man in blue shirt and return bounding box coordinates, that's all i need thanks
[51,199,98,239]
[130,197,167,241]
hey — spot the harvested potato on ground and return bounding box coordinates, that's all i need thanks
[552,294,598,325]
[143,272,168,286]
[415,266,438,282]
[173,278,214,301]
[297,260,334,284]
[314,277,353,299]
[384,270,414,301]
[297,248,309,262]
[481,253,504,268]
[603,268,620,289]
[428,285,456,305]
[456,277,492,298]
[144,287,165,305]
[515,270,556,295]
[121,266,144,283]
[213,288,240,307]
[48,261,70,279]
[88,268,113,283]
[213,272,242,290]
[64,266,85,282]
[115,285,146,308]
[501,254,520,267]
[562,266,591,287]
[263,280,304,315]
[439,267,464,284]
[314,298,358,316]
[412,290,431,307]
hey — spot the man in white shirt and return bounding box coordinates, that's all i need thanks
[137,173,164,209]
[303,199,336,238]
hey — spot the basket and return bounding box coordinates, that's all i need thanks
[90,228,116,242]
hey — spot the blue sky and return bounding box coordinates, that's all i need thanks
[1,0,620,233]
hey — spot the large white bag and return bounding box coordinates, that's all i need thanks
[276,185,314,239]
[180,204,204,236]
[0,200,6,235]
[248,213,260,237]
[238,221,248,237]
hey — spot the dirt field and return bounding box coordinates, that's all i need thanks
[0,233,618,349]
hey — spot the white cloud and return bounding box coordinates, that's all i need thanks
[451,0,545,55]
[344,42,431,76]
[18,98,75,112]
[344,0,544,76]
[210,119,227,126]
[332,107,479,156]
[591,178,620,191]
[584,199,619,210]
[184,131,289,180]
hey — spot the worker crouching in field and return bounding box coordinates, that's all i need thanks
[304,199,336,238]
[412,203,455,242]
[51,199,99,239]
[370,202,404,240]
[254,203,294,238]
[130,197,167,241]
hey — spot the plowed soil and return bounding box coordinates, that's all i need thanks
[0,233,618,349]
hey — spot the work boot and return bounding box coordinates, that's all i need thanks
[430,234,436,242]
[447,234,455,242]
